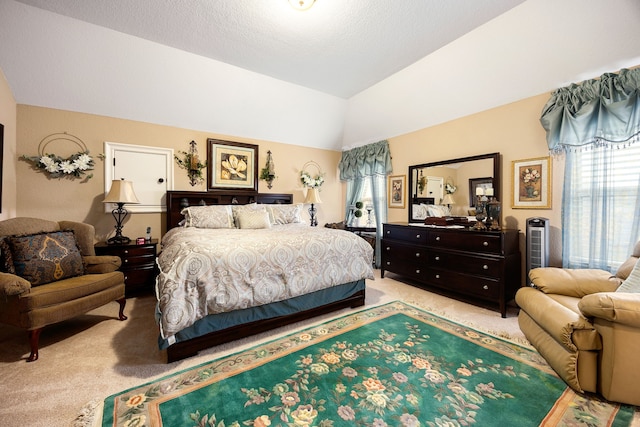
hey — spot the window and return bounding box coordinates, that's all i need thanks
[357,178,377,227]
[563,144,640,271]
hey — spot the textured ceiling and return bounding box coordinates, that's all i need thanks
[12,0,526,98]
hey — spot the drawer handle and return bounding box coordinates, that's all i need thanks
[483,264,488,270]
[415,269,420,274]
[124,259,129,263]
[124,249,129,254]
[386,230,390,234]
[415,234,421,239]
[435,236,440,241]
[415,253,420,258]
[386,261,391,265]
[483,241,488,247]
[434,256,440,261]
[386,247,390,251]
[483,285,489,290]
[435,274,440,279]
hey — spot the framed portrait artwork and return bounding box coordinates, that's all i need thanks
[388,175,406,209]
[511,156,552,209]
[206,138,258,191]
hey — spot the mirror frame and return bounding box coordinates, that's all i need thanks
[408,152,501,223]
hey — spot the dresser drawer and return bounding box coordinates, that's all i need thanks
[424,269,500,300]
[426,250,502,277]
[123,265,157,288]
[104,245,155,259]
[383,225,427,244]
[381,257,425,281]
[427,231,503,254]
[382,240,428,262]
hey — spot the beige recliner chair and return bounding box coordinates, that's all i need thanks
[515,241,640,406]
[0,218,127,361]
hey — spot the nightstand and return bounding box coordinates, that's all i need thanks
[95,239,158,296]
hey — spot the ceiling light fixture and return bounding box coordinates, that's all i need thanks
[288,0,316,11]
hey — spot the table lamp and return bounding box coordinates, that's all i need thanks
[304,187,322,227]
[103,179,140,244]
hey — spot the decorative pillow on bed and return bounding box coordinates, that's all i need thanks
[231,203,267,227]
[267,203,304,224]
[426,204,451,217]
[237,210,272,229]
[412,204,428,220]
[181,205,235,229]
[8,231,84,286]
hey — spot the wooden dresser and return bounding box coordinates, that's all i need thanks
[381,222,521,317]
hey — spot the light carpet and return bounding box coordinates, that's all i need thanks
[0,270,637,426]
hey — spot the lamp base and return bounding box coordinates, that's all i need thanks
[107,235,131,245]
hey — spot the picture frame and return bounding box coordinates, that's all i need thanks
[207,138,258,191]
[468,177,494,207]
[388,174,406,209]
[511,156,552,209]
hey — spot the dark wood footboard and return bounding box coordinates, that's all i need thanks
[166,289,365,363]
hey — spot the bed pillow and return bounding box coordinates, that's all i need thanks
[412,204,428,220]
[181,205,235,229]
[8,231,85,286]
[232,203,267,227]
[237,210,272,229]
[267,203,304,224]
[426,205,451,217]
[616,259,640,292]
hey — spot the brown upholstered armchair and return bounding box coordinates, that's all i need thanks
[0,217,127,361]
[515,241,640,406]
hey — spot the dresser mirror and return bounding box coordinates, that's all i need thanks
[408,152,500,223]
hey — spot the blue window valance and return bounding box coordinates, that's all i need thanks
[338,140,392,181]
[540,68,640,153]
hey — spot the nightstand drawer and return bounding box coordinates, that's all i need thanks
[95,239,158,296]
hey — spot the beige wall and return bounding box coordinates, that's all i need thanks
[15,92,563,265]
[16,105,343,242]
[387,93,564,265]
[0,69,17,219]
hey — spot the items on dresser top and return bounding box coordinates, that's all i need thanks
[381,222,520,317]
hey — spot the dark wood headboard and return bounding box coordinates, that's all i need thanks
[412,197,435,205]
[165,190,293,232]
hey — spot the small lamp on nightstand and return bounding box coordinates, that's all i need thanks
[103,179,140,244]
[304,187,322,227]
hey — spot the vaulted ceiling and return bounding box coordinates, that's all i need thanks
[2,0,639,150]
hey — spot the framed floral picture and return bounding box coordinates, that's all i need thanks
[388,174,406,209]
[207,139,258,191]
[511,156,552,209]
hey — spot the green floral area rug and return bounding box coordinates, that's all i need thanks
[94,301,638,426]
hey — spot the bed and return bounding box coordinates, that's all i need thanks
[157,190,374,362]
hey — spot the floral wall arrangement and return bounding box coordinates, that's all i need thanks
[20,132,96,180]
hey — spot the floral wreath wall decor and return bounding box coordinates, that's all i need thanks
[21,132,97,180]
[300,160,325,188]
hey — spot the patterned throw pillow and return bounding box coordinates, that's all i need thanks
[232,203,267,227]
[181,205,235,229]
[616,259,640,292]
[267,204,304,225]
[8,231,85,286]
[237,210,272,229]
[0,237,16,274]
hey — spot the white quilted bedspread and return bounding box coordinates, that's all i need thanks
[156,224,374,339]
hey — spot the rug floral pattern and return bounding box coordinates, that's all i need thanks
[101,302,637,427]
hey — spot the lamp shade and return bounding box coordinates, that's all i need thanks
[304,187,322,204]
[103,180,140,204]
[442,194,455,206]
